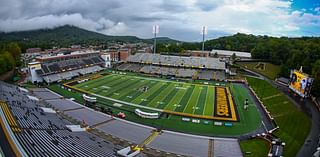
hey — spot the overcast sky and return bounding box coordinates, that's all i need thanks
[0,0,319,41]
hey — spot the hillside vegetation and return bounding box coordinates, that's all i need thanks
[0,25,179,51]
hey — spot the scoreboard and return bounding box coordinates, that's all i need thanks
[289,69,314,98]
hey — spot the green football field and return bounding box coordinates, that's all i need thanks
[70,72,259,122]
[75,73,216,115]
[52,71,263,136]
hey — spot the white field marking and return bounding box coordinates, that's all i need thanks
[101,86,110,89]
[262,121,268,132]
[93,88,97,90]
[169,84,188,111]
[141,98,148,101]
[85,85,88,88]
[91,92,164,112]
[175,87,187,90]
[182,86,198,113]
[202,86,210,115]
[192,106,199,110]
[113,103,123,107]
[114,93,119,95]
[126,96,133,98]
[191,87,203,114]
[102,90,108,93]
[157,101,164,104]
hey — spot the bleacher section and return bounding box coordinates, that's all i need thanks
[0,101,21,132]
[0,82,116,157]
[0,81,244,157]
[39,56,104,76]
[118,53,227,80]
[42,66,103,83]
[118,63,226,80]
[33,55,105,84]
[117,63,144,72]
[128,53,225,70]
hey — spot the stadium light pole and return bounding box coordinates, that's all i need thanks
[201,26,208,53]
[153,25,159,54]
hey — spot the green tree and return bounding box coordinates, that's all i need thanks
[231,53,236,61]
[213,52,218,58]
[3,42,22,66]
[311,60,320,97]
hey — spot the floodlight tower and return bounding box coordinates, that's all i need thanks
[153,25,159,54]
[201,26,208,53]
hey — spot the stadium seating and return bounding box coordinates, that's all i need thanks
[0,81,116,156]
[38,56,105,77]
[42,66,103,83]
[117,63,225,80]
[127,53,225,70]
[118,53,226,80]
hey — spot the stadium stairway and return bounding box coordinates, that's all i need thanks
[213,72,217,80]
[62,106,84,112]
[0,101,21,133]
[208,139,214,157]
[138,130,161,148]
[91,118,115,128]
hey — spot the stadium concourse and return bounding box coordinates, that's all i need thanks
[0,81,243,157]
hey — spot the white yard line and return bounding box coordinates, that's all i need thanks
[182,86,198,113]
[192,87,203,114]
[166,84,187,111]
[91,93,163,112]
[202,87,210,115]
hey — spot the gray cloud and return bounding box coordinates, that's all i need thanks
[0,0,318,41]
[195,0,221,11]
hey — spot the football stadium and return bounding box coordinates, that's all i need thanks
[0,44,313,157]
[1,3,319,155]
[0,47,317,157]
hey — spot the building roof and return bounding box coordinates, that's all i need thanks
[36,50,100,61]
[210,49,251,58]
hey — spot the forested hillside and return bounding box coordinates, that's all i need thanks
[0,25,179,52]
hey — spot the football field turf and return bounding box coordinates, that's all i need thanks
[53,71,262,136]
[72,73,240,121]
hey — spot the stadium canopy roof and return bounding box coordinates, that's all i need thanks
[210,49,251,58]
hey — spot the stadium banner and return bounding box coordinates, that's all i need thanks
[289,70,314,98]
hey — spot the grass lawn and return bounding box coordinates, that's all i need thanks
[237,62,281,79]
[240,138,270,157]
[246,77,311,157]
